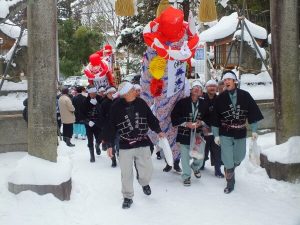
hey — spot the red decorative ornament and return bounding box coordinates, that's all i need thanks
[150,78,164,97]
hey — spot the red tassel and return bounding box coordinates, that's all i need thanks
[150,79,164,97]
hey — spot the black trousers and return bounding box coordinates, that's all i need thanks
[63,123,73,138]
[204,135,222,167]
[85,125,101,149]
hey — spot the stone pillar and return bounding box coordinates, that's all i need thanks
[27,0,58,162]
[271,0,300,144]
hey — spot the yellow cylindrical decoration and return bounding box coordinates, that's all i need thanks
[149,56,167,80]
[115,0,135,17]
[198,0,217,22]
[156,0,171,17]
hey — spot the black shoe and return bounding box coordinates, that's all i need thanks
[156,151,161,160]
[224,186,234,194]
[65,138,75,147]
[89,148,95,163]
[163,164,172,172]
[90,157,95,163]
[183,177,191,186]
[215,168,225,178]
[142,185,151,195]
[224,168,235,194]
[122,198,133,209]
[111,157,117,168]
[95,143,101,155]
[173,161,182,173]
[193,169,201,178]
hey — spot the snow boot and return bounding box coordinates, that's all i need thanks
[95,143,101,155]
[65,137,75,147]
[156,151,162,160]
[193,169,201,178]
[183,177,191,186]
[111,156,117,168]
[173,160,182,173]
[163,164,172,172]
[215,166,225,178]
[224,168,235,194]
[142,185,151,195]
[89,147,95,163]
[122,198,133,209]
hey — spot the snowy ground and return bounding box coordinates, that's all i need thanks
[0,133,300,225]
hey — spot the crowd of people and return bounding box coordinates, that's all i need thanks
[54,70,263,209]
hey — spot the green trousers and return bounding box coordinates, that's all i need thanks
[180,144,203,180]
[220,136,246,169]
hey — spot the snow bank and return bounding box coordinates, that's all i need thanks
[200,12,267,42]
[0,79,27,90]
[8,154,72,185]
[0,0,24,18]
[262,136,300,164]
[0,92,27,111]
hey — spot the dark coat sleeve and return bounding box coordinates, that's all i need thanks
[211,95,222,128]
[246,92,264,124]
[102,102,117,147]
[171,99,186,126]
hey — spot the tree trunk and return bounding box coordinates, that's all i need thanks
[271,0,300,144]
[27,0,58,162]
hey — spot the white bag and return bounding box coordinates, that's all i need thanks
[189,129,206,160]
[158,137,173,166]
[249,139,261,166]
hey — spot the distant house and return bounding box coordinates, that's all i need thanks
[200,12,268,71]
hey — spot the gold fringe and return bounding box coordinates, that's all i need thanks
[115,0,135,17]
[198,0,217,22]
[156,0,171,17]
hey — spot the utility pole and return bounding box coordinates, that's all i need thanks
[27,0,58,162]
[271,0,300,144]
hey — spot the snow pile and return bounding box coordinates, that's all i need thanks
[200,12,267,42]
[262,136,300,164]
[0,20,28,46]
[240,71,273,100]
[0,0,24,18]
[0,92,27,111]
[8,153,72,185]
[0,79,27,90]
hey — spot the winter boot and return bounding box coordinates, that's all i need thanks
[156,151,162,160]
[122,198,133,209]
[163,164,172,172]
[111,156,117,168]
[65,138,75,147]
[173,159,182,173]
[89,147,95,163]
[200,160,205,170]
[224,168,235,194]
[95,143,101,155]
[183,177,191,186]
[142,185,151,195]
[215,166,225,178]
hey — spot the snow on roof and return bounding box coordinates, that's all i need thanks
[0,0,23,18]
[200,12,267,43]
[262,136,300,164]
[0,20,27,46]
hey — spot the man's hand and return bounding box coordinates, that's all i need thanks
[252,132,258,141]
[88,121,95,127]
[214,136,220,146]
[107,147,113,158]
[158,132,165,139]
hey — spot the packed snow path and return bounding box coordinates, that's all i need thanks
[0,133,299,225]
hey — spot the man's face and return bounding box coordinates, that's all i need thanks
[123,88,136,101]
[89,92,97,98]
[206,85,217,95]
[223,78,236,91]
[98,91,105,97]
[135,89,141,97]
[107,91,116,99]
[191,86,203,97]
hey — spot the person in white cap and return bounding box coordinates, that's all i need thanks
[83,85,103,162]
[104,81,165,209]
[171,80,207,186]
[99,86,118,167]
[97,86,106,102]
[133,84,141,97]
[201,80,224,178]
[211,70,263,194]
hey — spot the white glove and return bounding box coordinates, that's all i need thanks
[214,136,220,146]
[88,121,95,127]
[252,132,258,141]
[90,98,97,105]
